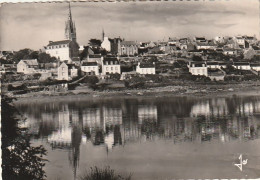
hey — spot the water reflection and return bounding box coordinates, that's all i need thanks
[16,96,260,179]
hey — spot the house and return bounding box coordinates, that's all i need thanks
[101,37,111,52]
[81,62,99,75]
[232,62,251,70]
[188,62,208,76]
[250,63,260,71]
[102,57,121,75]
[45,40,79,62]
[57,62,78,80]
[223,48,236,55]
[234,36,245,48]
[17,59,39,74]
[136,62,156,75]
[251,46,260,55]
[86,54,103,65]
[206,61,219,69]
[119,41,138,56]
[194,37,207,43]
[109,38,122,55]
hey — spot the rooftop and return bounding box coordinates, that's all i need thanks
[82,62,98,66]
[47,40,71,46]
[139,63,155,68]
[21,59,38,66]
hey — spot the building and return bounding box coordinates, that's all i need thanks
[45,40,79,61]
[81,62,99,75]
[109,38,122,55]
[232,62,251,70]
[250,63,260,71]
[119,41,138,56]
[101,37,111,52]
[223,48,236,55]
[101,57,121,75]
[188,62,208,76]
[17,59,39,74]
[57,62,78,80]
[45,3,79,62]
[136,62,156,75]
[206,61,220,69]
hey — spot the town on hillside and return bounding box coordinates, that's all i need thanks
[1,3,260,96]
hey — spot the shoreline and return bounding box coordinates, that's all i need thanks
[13,83,260,104]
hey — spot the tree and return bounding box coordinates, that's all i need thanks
[12,49,33,63]
[192,55,203,62]
[2,96,47,180]
[88,39,102,47]
[38,52,56,63]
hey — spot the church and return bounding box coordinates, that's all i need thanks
[45,3,79,62]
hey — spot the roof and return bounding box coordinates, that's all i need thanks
[66,64,76,69]
[207,61,219,65]
[21,59,38,66]
[139,63,155,68]
[47,40,71,46]
[233,62,250,66]
[103,57,119,64]
[89,54,102,58]
[82,62,98,66]
[252,46,260,50]
[250,63,260,67]
[121,41,138,46]
[190,61,206,67]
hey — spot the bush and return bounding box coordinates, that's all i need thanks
[80,76,99,85]
[79,166,132,180]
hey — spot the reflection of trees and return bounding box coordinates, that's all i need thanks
[113,125,122,145]
[2,96,47,180]
[94,129,104,145]
[69,124,82,180]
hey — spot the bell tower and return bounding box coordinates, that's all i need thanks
[65,2,77,42]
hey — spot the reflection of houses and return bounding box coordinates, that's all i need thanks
[190,100,210,117]
[138,105,157,124]
[103,107,123,127]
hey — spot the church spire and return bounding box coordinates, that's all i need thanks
[65,2,77,42]
[102,28,105,41]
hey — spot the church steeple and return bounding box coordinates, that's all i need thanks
[102,28,105,41]
[65,2,77,42]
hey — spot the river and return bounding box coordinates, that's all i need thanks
[15,95,260,180]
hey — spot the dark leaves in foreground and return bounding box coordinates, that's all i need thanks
[1,96,47,180]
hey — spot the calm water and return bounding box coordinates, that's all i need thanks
[15,96,260,180]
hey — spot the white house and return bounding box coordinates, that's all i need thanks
[206,61,220,69]
[223,48,236,55]
[136,62,156,75]
[17,59,39,74]
[250,64,260,71]
[81,62,99,75]
[101,37,111,52]
[102,57,121,75]
[232,62,251,70]
[188,62,208,76]
[57,62,78,81]
[45,40,79,62]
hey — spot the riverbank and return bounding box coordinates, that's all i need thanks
[13,81,260,104]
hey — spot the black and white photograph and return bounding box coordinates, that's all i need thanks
[1,0,260,179]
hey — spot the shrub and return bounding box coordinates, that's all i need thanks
[79,166,132,180]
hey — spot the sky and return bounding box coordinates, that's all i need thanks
[0,0,259,51]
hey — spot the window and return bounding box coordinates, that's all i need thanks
[111,67,113,71]
[59,45,61,48]
[115,67,118,71]
[62,67,65,71]
[106,62,108,65]
[88,67,90,70]
[62,72,65,76]
[110,61,113,65]
[106,67,109,71]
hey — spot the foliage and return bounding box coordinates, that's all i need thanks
[192,55,203,62]
[1,96,47,180]
[12,49,34,63]
[38,52,56,63]
[89,39,102,47]
[79,166,132,180]
[80,76,99,85]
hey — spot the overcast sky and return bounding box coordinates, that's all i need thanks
[0,0,259,51]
